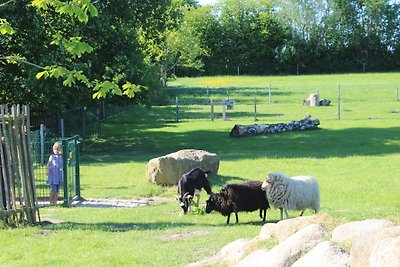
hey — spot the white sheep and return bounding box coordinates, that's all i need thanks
[261,172,320,220]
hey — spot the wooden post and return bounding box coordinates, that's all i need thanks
[211,99,214,121]
[222,104,226,121]
[2,105,20,222]
[269,84,272,104]
[96,109,100,138]
[175,97,179,122]
[0,111,11,224]
[81,107,86,147]
[21,106,38,223]
[102,101,105,120]
[14,105,33,223]
[0,104,39,225]
[338,82,341,120]
[25,105,40,222]
[254,95,258,121]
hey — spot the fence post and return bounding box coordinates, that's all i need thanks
[74,136,81,199]
[254,95,258,121]
[338,82,341,120]
[62,139,68,206]
[102,101,106,120]
[175,97,179,122]
[269,84,272,104]
[60,119,65,139]
[96,108,100,138]
[81,107,86,147]
[40,124,45,165]
[211,99,214,121]
[222,104,226,121]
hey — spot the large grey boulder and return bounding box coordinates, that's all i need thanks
[350,226,400,267]
[292,241,350,267]
[234,223,327,267]
[186,238,256,267]
[331,219,392,244]
[146,149,219,185]
[370,236,400,267]
[259,216,321,243]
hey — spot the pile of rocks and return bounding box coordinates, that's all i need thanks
[188,216,400,267]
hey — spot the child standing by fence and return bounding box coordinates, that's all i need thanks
[47,141,63,204]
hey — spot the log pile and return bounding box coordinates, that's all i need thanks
[230,114,320,137]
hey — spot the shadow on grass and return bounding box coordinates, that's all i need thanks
[165,86,293,101]
[39,219,268,232]
[39,210,281,231]
[207,174,247,187]
[80,105,400,166]
[82,124,400,165]
[39,221,198,232]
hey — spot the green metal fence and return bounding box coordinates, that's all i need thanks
[62,136,80,206]
[32,135,80,207]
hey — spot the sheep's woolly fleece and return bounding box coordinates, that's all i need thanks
[262,172,320,212]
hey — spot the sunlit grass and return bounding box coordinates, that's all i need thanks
[1,73,399,266]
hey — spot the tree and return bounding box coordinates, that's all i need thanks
[272,0,400,73]
[0,0,164,111]
[196,0,285,75]
[137,0,206,85]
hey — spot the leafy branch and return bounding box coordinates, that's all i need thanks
[1,0,142,99]
[0,19,15,35]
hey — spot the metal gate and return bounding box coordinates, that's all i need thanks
[62,135,80,206]
[33,135,80,207]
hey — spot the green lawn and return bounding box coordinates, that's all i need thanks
[1,73,400,266]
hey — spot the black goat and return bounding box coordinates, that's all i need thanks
[177,167,212,214]
[205,180,269,224]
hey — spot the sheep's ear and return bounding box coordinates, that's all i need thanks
[265,174,274,183]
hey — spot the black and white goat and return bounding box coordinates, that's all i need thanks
[177,167,212,214]
[205,180,270,224]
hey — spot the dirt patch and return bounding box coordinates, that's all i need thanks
[71,197,170,208]
[35,230,57,236]
[159,230,210,241]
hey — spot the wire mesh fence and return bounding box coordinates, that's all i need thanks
[162,85,400,123]
[30,102,138,149]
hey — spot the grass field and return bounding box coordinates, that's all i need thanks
[1,73,400,266]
